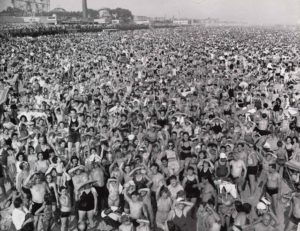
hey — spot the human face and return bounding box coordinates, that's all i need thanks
[262,214,271,226]
[170,179,177,187]
[18,154,24,161]
[132,194,138,202]
[38,153,43,160]
[151,166,157,174]
[46,175,52,183]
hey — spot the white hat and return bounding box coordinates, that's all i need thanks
[220,153,227,159]
[128,134,135,141]
[256,202,267,210]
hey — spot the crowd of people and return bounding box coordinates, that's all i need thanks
[0,25,300,231]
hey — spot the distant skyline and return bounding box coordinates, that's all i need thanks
[0,0,299,24]
[55,0,300,25]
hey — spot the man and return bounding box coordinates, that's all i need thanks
[149,163,164,213]
[250,213,279,231]
[284,184,300,231]
[25,173,49,229]
[265,163,281,214]
[214,153,230,180]
[230,152,247,193]
[16,162,30,194]
[70,165,89,202]
[89,160,106,212]
[167,175,184,201]
[12,197,34,231]
[124,186,148,223]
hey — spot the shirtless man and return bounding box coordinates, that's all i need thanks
[265,164,281,214]
[89,161,106,211]
[124,186,148,222]
[285,184,300,231]
[250,213,279,231]
[71,166,89,201]
[203,202,221,231]
[27,173,49,229]
[199,176,217,206]
[16,162,30,194]
[230,152,247,193]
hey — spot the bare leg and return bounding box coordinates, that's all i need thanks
[61,217,68,231]
[75,142,80,158]
[68,142,73,160]
[78,210,86,224]
[87,210,95,228]
[249,175,256,196]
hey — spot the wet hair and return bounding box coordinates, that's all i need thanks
[169,175,177,181]
[242,203,252,214]
[235,200,243,212]
[277,140,283,147]
[13,197,23,208]
[187,166,194,171]
[71,156,79,162]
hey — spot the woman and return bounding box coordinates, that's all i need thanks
[34,152,49,174]
[77,182,98,228]
[198,160,214,185]
[68,108,81,158]
[164,141,180,176]
[35,135,50,160]
[27,145,37,171]
[156,185,172,231]
[179,132,193,168]
[131,167,152,191]
[182,166,200,203]
[45,174,59,213]
[167,199,195,231]
[7,148,17,183]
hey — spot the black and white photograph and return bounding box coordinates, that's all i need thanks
[0,0,300,230]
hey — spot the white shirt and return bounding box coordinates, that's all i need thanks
[12,207,28,230]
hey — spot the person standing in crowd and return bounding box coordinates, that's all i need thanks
[1,25,300,231]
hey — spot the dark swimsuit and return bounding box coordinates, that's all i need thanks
[68,118,80,143]
[180,142,192,160]
[78,190,95,212]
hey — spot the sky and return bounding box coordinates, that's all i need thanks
[1,0,300,24]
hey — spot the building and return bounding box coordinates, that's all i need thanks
[50,8,67,13]
[173,19,191,25]
[12,0,50,14]
[134,15,151,25]
[98,8,111,18]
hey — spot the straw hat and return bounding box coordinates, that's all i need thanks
[78,180,97,192]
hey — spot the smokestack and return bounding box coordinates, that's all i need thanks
[82,0,87,19]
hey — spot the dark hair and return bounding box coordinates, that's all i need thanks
[13,197,23,208]
[242,203,252,214]
[269,163,276,169]
[169,175,177,181]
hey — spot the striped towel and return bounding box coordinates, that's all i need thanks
[0,87,9,105]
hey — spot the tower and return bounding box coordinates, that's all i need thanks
[82,0,87,19]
